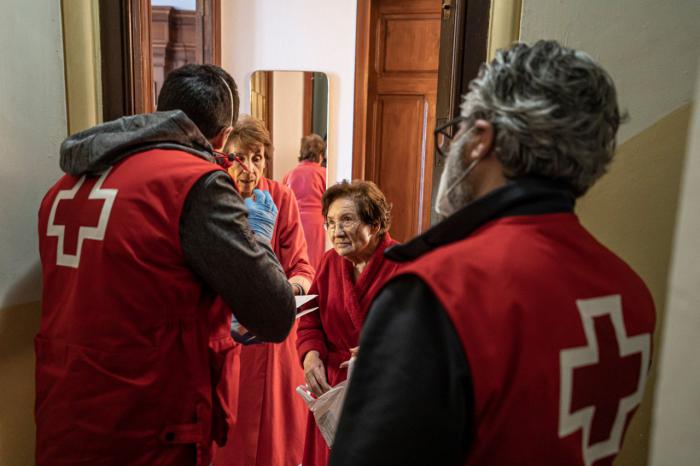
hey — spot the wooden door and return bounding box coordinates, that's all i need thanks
[362,0,442,242]
[99,0,220,121]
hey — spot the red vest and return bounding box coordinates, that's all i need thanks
[400,213,655,466]
[36,149,235,465]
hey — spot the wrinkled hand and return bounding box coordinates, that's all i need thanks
[303,350,331,397]
[244,189,278,241]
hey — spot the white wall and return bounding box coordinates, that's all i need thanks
[520,0,700,143]
[0,0,66,307]
[650,65,700,466]
[151,0,195,10]
[221,0,358,184]
[271,72,304,181]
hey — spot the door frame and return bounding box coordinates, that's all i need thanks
[99,0,221,121]
[351,0,491,218]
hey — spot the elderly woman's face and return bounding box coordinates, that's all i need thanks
[227,139,266,198]
[326,197,377,262]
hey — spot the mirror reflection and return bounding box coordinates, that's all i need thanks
[233,70,329,271]
[249,71,329,181]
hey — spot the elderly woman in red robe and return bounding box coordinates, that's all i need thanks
[297,180,399,466]
[282,133,327,271]
[213,116,314,466]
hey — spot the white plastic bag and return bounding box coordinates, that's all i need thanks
[296,380,349,447]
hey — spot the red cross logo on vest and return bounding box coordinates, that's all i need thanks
[559,295,651,466]
[46,168,118,268]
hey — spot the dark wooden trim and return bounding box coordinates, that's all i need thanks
[132,0,154,113]
[429,0,490,224]
[211,0,222,65]
[197,0,220,64]
[351,0,373,180]
[100,0,219,122]
[459,0,490,97]
[99,0,153,120]
[99,0,128,121]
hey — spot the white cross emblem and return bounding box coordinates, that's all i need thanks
[46,168,118,268]
[559,294,651,466]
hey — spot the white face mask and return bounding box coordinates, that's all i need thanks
[434,129,481,219]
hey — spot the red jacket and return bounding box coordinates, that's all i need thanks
[213,177,314,466]
[283,161,327,271]
[297,233,399,466]
[401,213,655,465]
[37,149,235,465]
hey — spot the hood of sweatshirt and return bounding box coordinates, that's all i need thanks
[60,110,216,176]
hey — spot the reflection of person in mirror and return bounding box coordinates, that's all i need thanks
[212,116,314,466]
[297,180,399,466]
[329,41,656,466]
[283,133,328,271]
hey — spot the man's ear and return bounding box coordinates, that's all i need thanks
[211,126,233,152]
[467,119,495,162]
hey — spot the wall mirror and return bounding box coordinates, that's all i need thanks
[249,71,329,182]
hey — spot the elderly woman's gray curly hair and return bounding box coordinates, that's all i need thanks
[462,40,625,196]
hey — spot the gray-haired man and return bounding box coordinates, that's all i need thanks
[330,41,655,466]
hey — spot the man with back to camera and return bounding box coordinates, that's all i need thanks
[329,41,656,466]
[36,64,296,465]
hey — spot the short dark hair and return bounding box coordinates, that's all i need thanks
[157,64,240,140]
[322,180,391,235]
[299,134,325,162]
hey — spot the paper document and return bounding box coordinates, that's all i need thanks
[295,295,319,319]
[296,307,319,319]
[295,295,318,308]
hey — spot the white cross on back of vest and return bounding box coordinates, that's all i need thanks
[46,168,118,268]
[559,294,651,466]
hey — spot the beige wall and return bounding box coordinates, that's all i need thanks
[650,65,700,465]
[0,2,102,464]
[0,1,66,462]
[576,105,691,465]
[0,302,41,465]
[62,0,102,134]
[517,0,700,464]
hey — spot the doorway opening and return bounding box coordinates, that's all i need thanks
[352,0,490,241]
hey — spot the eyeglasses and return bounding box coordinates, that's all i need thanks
[212,151,250,173]
[323,217,361,232]
[434,116,469,159]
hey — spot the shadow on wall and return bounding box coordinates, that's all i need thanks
[0,261,42,465]
[576,104,691,466]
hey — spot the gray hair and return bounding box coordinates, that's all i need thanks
[462,40,624,196]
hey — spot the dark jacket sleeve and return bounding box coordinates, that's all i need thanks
[180,170,296,342]
[329,274,474,466]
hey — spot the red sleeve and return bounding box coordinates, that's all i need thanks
[296,253,331,364]
[274,186,315,284]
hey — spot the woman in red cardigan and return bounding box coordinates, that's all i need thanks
[213,116,314,466]
[297,180,400,466]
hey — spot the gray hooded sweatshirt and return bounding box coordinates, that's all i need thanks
[58,110,296,342]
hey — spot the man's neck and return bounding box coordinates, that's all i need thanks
[472,157,508,200]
